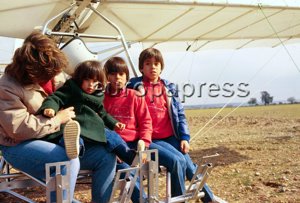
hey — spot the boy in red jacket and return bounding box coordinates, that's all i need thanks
[103,56,152,203]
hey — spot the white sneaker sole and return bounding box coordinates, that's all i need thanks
[137,140,145,152]
[63,120,80,160]
[131,140,147,166]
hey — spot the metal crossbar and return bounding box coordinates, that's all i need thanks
[1,151,223,203]
[137,149,160,203]
[46,161,71,203]
[109,166,139,203]
[162,163,212,203]
[0,156,45,203]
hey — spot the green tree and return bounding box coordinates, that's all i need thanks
[248,98,257,106]
[287,97,296,104]
[261,91,273,105]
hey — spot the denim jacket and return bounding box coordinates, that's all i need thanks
[128,76,190,142]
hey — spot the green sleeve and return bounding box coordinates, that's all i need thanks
[98,106,118,130]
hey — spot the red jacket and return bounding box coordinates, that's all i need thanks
[104,88,152,147]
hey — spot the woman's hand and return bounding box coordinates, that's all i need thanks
[55,107,76,124]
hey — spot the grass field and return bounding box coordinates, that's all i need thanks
[1,104,299,202]
[187,104,300,202]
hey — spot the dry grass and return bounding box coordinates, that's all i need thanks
[1,104,300,202]
[187,104,300,203]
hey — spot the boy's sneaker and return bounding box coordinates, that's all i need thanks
[131,140,146,166]
[63,120,80,160]
[137,140,145,152]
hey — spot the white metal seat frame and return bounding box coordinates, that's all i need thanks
[0,1,225,202]
[109,166,139,203]
[0,156,46,203]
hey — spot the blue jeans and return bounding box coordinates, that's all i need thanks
[162,136,215,203]
[117,141,146,203]
[105,128,135,165]
[149,138,187,197]
[105,128,125,151]
[79,140,116,203]
[0,140,80,201]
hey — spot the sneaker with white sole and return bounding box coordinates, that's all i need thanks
[137,140,145,152]
[63,120,80,160]
[131,140,147,166]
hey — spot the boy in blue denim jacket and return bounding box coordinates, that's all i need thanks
[128,48,215,202]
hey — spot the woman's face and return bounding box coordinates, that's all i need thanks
[81,78,100,94]
[141,57,161,82]
[106,72,127,92]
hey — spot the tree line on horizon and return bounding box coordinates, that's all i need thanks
[248,91,298,106]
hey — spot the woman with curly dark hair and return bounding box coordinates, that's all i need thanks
[0,31,116,203]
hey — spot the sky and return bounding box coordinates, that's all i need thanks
[2,37,299,106]
[122,42,300,106]
[1,0,300,106]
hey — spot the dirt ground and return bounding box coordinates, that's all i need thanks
[187,104,300,203]
[1,104,300,202]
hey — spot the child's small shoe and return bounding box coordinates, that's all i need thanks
[138,140,148,165]
[131,140,146,166]
[63,120,81,160]
[137,140,145,152]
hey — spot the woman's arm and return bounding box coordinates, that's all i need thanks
[0,83,75,142]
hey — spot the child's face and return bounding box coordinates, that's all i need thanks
[107,72,127,91]
[141,57,162,82]
[81,78,100,94]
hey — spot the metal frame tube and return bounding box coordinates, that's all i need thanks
[48,31,119,40]
[42,3,77,35]
[88,5,138,76]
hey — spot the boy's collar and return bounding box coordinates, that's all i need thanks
[142,77,161,84]
[105,86,126,96]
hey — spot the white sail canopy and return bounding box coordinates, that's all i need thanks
[1,0,300,50]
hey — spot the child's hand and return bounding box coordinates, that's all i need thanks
[180,140,190,154]
[116,156,123,164]
[115,122,125,131]
[44,108,55,118]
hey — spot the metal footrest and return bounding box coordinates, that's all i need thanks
[109,166,139,203]
[165,163,213,203]
[46,161,71,203]
[138,149,159,203]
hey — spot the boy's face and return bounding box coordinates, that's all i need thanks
[81,78,100,94]
[141,57,161,82]
[107,72,127,91]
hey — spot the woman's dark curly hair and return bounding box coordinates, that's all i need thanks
[5,31,68,85]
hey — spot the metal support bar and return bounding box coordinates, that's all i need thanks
[1,190,36,203]
[41,1,138,76]
[88,5,138,76]
[164,162,213,203]
[138,149,159,203]
[42,3,77,35]
[0,156,45,202]
[46,161,71,203]
[109,166,139,203]
[48,31,120,40]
